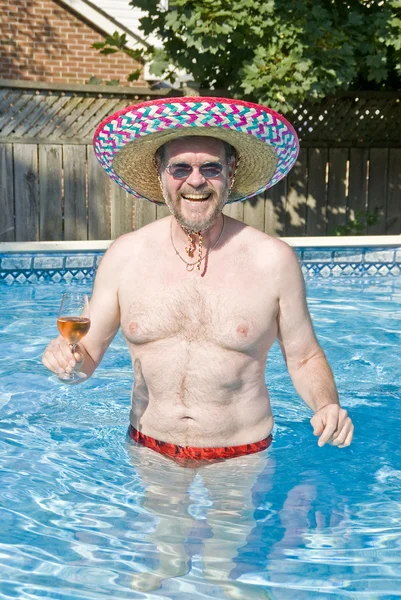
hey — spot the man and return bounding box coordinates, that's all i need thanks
[43,97,353,455]
[42,97,354,594]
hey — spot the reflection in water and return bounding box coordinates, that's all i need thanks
[127,439,351,599]
[262,481,351,600]
[127,441,274,598]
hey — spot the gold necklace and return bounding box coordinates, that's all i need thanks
[170,215,225,272]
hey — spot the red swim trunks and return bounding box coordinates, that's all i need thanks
[128,425,272,466]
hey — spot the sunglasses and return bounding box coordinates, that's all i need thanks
[165,161,224,179]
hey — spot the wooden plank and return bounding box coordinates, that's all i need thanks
[0,79,169,96]
[111,182,134,238]
[386,148,401,234]
[55,97,97,137]
[134,197,157,229]
[0,92,33,130]
[14,144,39,241]
[39,145,63,240]
[78,98,124,139]
[1,94,44,137]
[0,144,15,241]
[285,147,308,236]
[0,88,11,107]
[156,204,171,220]
[367,148,388,234]
[87,145,110,239]
[0,91,21,125]
[348,148,368,232]
[28,96,70,137]
[243,193,265,231]
[223,200,244,222]
[1,137,93,145]
[306,148,327,235]
[63,145,87,241]
[11,94,60,137]
[65,98,108,139]
[264,177,286,236]
[38,95,83,138]
[326,148,348,234]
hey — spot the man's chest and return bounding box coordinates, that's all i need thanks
[119,268,279,354]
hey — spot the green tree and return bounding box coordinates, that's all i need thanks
[94,0,401,110]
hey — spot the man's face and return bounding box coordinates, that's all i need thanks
[159,137,232,232]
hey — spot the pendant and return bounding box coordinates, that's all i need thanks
[186,263,195,272]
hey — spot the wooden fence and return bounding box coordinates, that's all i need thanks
[0,80,400,241]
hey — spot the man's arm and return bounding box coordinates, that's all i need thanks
[275,242,354,448]
[42,239,124,381]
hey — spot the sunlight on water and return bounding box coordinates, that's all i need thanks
[1,277,401,599]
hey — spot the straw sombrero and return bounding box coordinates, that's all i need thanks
[93,96,299,205]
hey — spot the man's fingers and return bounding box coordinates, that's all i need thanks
[338,426,354,448]
[312,406,354,448]
[59,339,76,366]
[317,415,339,446]
[41,353,54,373]
[42,337,81,375]
[310,413,324,436]
[313,424,324,436]
[331,418,353,446]
[42,350,64,375]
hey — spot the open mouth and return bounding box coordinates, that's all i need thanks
[182,193,211,202]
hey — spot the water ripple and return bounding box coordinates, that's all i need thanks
[1,279,401,598]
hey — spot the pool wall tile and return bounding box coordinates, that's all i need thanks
[364,249,396,262]
[2,246,401,283]
[65,255,96,268]
[33,256,64,269]
[333,250,363,262]
[1,256,33,270]
[303,250,334,262]
[0,251,99,284]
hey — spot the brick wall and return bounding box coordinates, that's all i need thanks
[0,0,146,85]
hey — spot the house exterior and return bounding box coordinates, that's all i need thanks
[0,0,157,86]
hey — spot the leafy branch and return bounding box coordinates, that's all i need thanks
[333,210,380,236]
[91,1,401,109]
[92,32,145,82]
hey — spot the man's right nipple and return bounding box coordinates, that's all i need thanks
[128,321,139,335]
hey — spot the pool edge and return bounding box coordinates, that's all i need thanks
[1,235,401,252]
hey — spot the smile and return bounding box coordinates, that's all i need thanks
[182,194,211,202]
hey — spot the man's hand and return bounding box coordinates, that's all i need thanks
[311,404,354,448]
[42,336,84,378]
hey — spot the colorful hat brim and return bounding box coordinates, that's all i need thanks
[93,97,299,205]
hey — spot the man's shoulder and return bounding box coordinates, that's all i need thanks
[95,218,169,284]
[102,217,168,262]
[238,224,297,267]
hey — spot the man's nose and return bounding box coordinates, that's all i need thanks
[185,167,206,187]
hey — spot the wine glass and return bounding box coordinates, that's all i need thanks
[57,292,90,383]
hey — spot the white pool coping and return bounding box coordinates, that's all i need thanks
[0,236,400,253]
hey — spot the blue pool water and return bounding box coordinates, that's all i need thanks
[1,275,401,599]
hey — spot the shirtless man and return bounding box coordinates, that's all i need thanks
[42,97,354,595]
[42,103,354,455]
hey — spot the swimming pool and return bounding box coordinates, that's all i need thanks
[1,247,401,600]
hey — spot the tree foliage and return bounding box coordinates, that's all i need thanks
[95,0,401,110]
